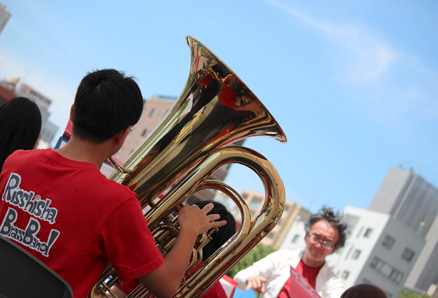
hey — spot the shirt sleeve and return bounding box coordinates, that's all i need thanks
[100,197,164,281]
[321,276,345,298]
[234,250,283,290]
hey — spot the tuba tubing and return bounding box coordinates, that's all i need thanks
[171,146,285,297]
[91,36,287,297]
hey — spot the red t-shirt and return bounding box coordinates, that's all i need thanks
[278,259,322,298]
[116,261,228,297]
[0,149,164,298]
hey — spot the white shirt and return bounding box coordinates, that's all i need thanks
[234,249,345,298]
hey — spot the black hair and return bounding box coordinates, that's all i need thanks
[341,284,387,298]
[305,206,348,248]
[72,69,144,143]
[0,97,42,170]
[192,200,236,260]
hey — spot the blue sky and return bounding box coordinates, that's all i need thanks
[0,0,437,213]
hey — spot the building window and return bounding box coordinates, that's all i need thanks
[380,264,392,277]
[292,234,300,243]
[334,246,344,255]
[364,228,373,238]
[370,257,382,270]
[345,247,353,260]
[266,232,275,239]
[401,248,415,262]
[141,129,148,137]
[370,256,403,284]
[382,235,395,249]
[391,270,403,283]
[149,108,156,117]
[352,249,361,260]
[356,226,363,238]
[248,198,262,210]
[341,270,350,280]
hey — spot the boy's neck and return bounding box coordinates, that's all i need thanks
[56,136,111,169]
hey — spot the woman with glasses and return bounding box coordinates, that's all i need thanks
[234,206,348,298]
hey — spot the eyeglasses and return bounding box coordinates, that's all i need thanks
[307,233,335,250]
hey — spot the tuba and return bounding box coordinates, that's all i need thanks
[91,36,287,297]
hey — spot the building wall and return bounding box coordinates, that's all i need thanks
[405,214,438,291]
[0,4,11,34]
[369,167,438,292]
[328,207,390,290]
[239,189,309,249]
[115,95,175,162]
[369,167,438,237]
[357,219,424,298]
[269,201,310,249]
[329,206,425,298]
[280,218,306,251]
[0,79,59,148]
[369,167,413,215]
[0,85,16,104]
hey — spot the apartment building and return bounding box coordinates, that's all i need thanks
[369,167,438,293]
[0,78,59,148]
[330,206,424,298]
[280,205,425,298]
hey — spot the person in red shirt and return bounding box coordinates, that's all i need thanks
[0,69,226,298]
[234,207,347,298]
[192,200,236,298]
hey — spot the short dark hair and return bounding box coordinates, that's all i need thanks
[0,97,42,170]
[72,69,144,143]
[341,284,387,298]
[305,206,347,248]
[192,200,236,261]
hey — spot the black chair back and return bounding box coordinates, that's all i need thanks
[0,236,73,298]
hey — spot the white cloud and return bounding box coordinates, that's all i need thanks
[262,0,438,129]
[263,0,399,83]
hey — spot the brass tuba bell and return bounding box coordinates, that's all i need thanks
[92,36,287,297]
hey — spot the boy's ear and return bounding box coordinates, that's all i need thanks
[113,127,130,146]
[69,104,75,121]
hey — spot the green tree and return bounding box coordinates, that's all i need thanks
[228,243,276,278]
[398,289,431,298]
